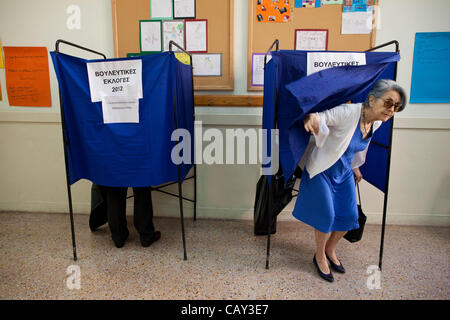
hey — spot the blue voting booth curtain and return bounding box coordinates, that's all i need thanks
[262,50,399,192]
[51,52,194,187]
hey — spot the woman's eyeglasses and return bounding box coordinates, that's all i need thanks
[380,98,402,112]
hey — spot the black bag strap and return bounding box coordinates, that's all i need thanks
[356,182,362,206]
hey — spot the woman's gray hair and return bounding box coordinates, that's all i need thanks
[365,79,407,112]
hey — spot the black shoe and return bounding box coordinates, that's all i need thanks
[326,253,346,274]
[313,255,334,282]
[140,231,161,247]
[112,230,129,248]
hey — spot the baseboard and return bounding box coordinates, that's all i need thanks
[1,202,449,227]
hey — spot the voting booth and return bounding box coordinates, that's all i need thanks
[262,40,400,270]
[51,40,195,261]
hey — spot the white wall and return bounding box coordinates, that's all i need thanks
[0,0,449,226]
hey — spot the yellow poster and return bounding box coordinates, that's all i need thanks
[0,40,4,68]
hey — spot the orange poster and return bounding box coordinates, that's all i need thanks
[256,0,291,23]
[3,46,51,107]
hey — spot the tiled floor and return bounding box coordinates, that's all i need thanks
[0,211,448,299]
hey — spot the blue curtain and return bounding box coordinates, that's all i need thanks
[262,50,399,192]
[51,52,194,187]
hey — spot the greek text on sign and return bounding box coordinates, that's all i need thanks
[86,59,142,102]
[307,52,366,76]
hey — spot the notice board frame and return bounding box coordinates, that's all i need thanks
[112,0,234,91]
[247,0,379,91]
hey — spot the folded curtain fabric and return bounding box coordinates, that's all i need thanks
[262,50,399,192]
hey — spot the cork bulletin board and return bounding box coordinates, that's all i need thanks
[247,0,379,91]
[112,0,234,91]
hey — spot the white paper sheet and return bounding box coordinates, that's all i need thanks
[252,54,271,86]
[306,52,366,75]
[162,20,185,52]
[341,11,373,34]
[140,21,162,52]
[185,20,207,52]
[295,30,328,51]
[174,0,195,18]
[101,96,139,124]
[86,59,143,102]
[150,0,173,19]
[192,54,221,76]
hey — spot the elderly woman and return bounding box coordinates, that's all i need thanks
[294,79,406,282]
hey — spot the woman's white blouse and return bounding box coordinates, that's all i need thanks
[302,103,382,179]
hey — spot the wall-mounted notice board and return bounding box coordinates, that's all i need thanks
[248,0,379,91]
[112,0,234,91]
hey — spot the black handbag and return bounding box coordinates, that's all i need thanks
[89,183,108,232]
[344,183,367,243]
[253,168,300,236]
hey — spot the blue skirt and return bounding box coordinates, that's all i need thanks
[292,166,359,234]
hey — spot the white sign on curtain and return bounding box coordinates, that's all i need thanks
[87,59,143,124]
[307,52,366,76]
[86,59,143,102]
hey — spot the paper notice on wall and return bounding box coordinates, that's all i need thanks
[101,96,139,124]
[307,52,366,75]
[3,46,52,107]
[192,53,221,76]
[252,53,271,86]
[86,59,142,102]
[341,11,373,34]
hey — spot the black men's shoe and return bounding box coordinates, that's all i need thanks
[140,231,161,247]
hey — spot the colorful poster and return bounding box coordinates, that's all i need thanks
[322,0,343,4]
[256,0,291,23]
[343,0,374,12]
[3,46,51,107]
[162,20,185,52]
[295,0,321,8]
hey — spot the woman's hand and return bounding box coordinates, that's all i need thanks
[303,113,319,135]
[353,167,363,184]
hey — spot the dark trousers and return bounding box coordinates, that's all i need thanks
[101,186,155,243]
